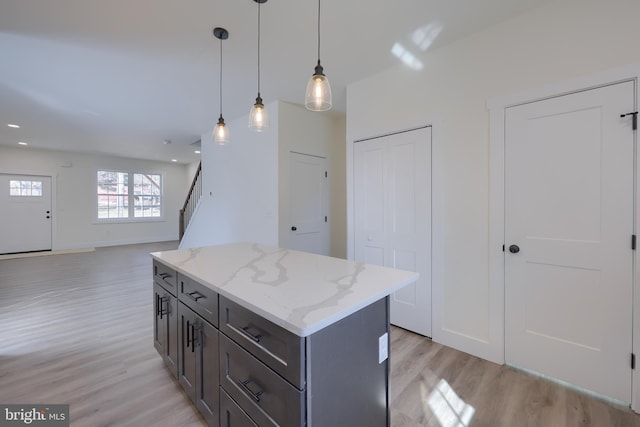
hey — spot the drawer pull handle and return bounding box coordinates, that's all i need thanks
[238,378,264,402]
[186,320,191,349]
[159,272,171,279]
[158,295,169,319]
[187,291,205,302]
[240,326,263,343]
[186,321,199,349]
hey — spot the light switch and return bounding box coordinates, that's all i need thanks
[378,332,389,364]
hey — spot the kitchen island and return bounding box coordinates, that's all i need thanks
[151,242,418,427]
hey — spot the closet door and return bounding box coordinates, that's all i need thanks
[354,127,432,336]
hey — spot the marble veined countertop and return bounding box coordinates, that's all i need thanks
[151,242,419,337]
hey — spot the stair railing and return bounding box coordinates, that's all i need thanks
[179,162,202,241]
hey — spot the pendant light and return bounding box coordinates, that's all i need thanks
[305,0,332,111]
[213,27,230,145]
[249,0,269,131]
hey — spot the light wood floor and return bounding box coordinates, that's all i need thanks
[0,242,638,427]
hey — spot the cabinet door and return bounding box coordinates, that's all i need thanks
[196,320,219,426]
[178,302,197,401]
[153,283,166,357]
[165,293,178,378]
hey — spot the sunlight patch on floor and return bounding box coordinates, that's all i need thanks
[423,379,475,426]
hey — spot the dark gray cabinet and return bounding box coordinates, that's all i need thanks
[153,263,178,378]
[218,295,390,427]
[153,258,392,427]
[178,302,220,426]
[220,388,257,427]
[177,273,220,427]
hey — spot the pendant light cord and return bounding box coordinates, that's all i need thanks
[219,37,223,115]
[257,2,261,95]
[317,0,321,61]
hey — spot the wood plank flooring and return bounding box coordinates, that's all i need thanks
[0,242,638,426]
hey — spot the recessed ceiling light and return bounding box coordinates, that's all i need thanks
[18,142,28,146]
[194,150,201,154]
[8,124,20,128]
[171,159,177,162]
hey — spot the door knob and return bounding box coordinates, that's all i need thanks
[291,226,297,231]
[509,244,520,254]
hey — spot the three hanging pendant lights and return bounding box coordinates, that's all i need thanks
[213,0,332,144]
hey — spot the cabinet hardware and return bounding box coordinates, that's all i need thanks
[159,272,171,279]
[191,323,197,352]
[186,320,191,349]
[240,325,263,343]
[237,378,264,402]
[159,296,169,319]
[187,291,205,302]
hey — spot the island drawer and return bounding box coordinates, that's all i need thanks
[219,296,304,389]
[219,333,304,427]
[153,260,177,296]
[220,388,258,427]
[178,275,218,327]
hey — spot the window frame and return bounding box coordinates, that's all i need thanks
[95,169,165,223]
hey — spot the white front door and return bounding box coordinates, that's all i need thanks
[354,127,432,337]
[0,174,52,254]
[288,152,329,256]
[505,81,635,402]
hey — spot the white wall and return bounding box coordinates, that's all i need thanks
[0,146,189,249]
[182,101,347,259]
[277,101,347,258]
[180,102,280,249]
[346,0,640,362]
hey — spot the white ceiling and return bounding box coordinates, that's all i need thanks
[0,0,552,164]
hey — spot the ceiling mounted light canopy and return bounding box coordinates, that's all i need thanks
[249,0,269,132]
[213,27,230,145]
[305,0,332,112]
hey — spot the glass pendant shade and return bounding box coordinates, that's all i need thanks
[213,115,230,145]
[248,94,269,131]
[305,0,332,112]
[305,61,332,111]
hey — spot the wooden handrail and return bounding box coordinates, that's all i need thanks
[182,162,202,212]
[179,162,202,241]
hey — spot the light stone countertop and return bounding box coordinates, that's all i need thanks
[151,242,419,337]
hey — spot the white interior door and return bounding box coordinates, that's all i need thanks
[288,152,329,256]
[505,81,635,403]
[354,127,432,337]
[0,174,52,254]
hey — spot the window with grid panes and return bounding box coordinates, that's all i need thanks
[97,171,162,220]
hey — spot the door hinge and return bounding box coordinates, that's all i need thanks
[632,353,636,370]
[633,235,637,251]
[621,112,638,131]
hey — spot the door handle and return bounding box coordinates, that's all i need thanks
[509,244,520,254]
[291,226,297,231]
